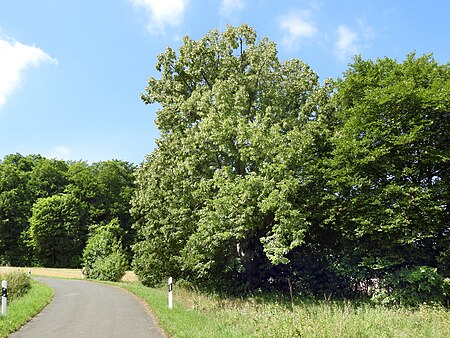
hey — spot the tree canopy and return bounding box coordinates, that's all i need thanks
[325,53,450,304]
[132,24,334,289]
[0,154,136,268]
[29,193,88,267]
[132,25,449,305]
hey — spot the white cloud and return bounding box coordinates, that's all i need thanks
[0,38,57,109]
[278,10,317,50]
[130,0,187,34]
[47,146,71,160]
[335,25,358,62]
[220,0,245,17]
[357,19,374,41]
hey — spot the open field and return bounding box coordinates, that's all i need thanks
[0,267,138,282]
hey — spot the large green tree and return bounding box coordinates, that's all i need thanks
[66,160,136,261]
[29,193,89,267]
[28,157,68,199]
[0,154,37,265]
[133,25,449,303]
[326,53,450,304]
[88,160,136,246]
[132,25,333,289]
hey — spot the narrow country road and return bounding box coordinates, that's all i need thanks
[10,277,165,338]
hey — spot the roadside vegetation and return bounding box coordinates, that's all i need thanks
[0,272,29,302]
[82,219,128,282]
[117,281,450,338]
[1,268,448,337]
[0,272,53,337]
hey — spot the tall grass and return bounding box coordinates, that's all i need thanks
[0,279,53,337]
[0,272,29,302]
[116,282,450,338]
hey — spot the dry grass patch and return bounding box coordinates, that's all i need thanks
[0,267,137,282]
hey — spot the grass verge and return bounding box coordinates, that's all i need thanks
[114,282,450,338]
[0,279,53,338]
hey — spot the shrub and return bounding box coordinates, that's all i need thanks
[0,272,30,302]
[371,266,449,307]
[90,250,128,281]
[82,219,127,282]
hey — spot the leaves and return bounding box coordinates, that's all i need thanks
[0,154,136,268]
[82,219,128,282]
[133,26,449,304]
[327,53,450,291]
[132,24,332,289]
[29,193,88,267]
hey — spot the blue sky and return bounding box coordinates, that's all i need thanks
[0,0,449,164]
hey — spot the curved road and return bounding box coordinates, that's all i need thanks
[10,277,165,338]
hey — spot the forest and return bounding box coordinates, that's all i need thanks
[1,25,449,306]
[0,155,135,271]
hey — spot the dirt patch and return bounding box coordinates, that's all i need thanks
[0,267,138,282]
[121,271,138,282]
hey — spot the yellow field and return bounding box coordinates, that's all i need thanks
[0,266,138,282]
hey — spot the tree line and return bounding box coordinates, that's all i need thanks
[131,25,449,305]
[0,154,135,269]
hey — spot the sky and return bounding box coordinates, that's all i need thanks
[0,0,449,165]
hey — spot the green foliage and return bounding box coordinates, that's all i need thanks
[0,155,136,268]
[326,53,450,304]
[132,24,333,290]
[372,266,450,306]
[82,219,127,281]
[29,193,89,267]
[0,272,29,302]
[67,160,136,262]
[133,24,449,304]
[0,154,38,265]
[28,158,68,198]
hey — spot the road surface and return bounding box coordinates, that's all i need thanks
[10,277,165,338]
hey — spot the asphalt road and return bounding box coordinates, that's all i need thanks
[10,277,165,338]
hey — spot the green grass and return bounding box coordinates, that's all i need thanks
[113,282,450,338]
[0,279,53,338]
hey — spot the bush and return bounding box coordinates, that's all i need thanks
[82,219,127,282]
[371,266,449,307]
[0,272,30,302]
[89,250,128,282]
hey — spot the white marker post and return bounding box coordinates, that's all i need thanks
[1,280,7,317]
[168,277,173,309]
